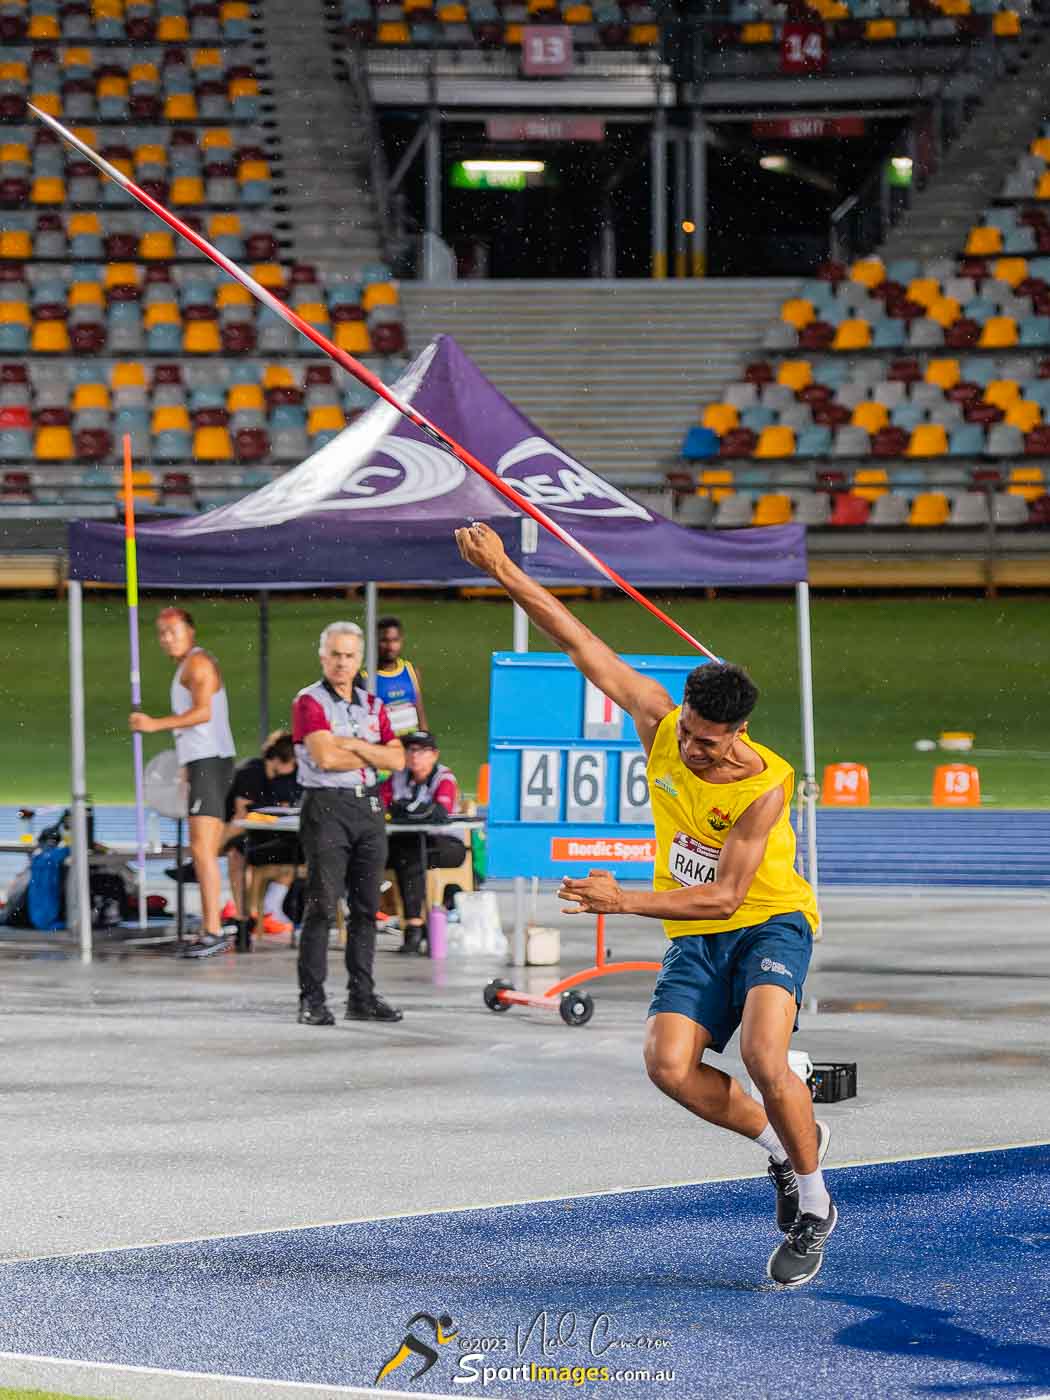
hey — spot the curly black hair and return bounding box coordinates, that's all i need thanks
[682,663,758,727]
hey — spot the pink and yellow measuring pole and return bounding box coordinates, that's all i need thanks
[28,103,718,662]
[122,434,148,928]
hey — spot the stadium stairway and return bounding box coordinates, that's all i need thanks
[253,0,385,275]
[400,280,796,479]
[878,30,1049,264]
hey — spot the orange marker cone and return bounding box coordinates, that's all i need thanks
[932,763,980,807]
[822,762,871,806]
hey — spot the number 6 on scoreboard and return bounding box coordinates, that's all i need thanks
[618,751,652,823]
[566,749,606,823]
[520,748,561,822]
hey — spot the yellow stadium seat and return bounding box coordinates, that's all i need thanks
[140,231,176,260]
[504,22,523,41]
[34,427,74,460]
[134,144,167,169]
[984,379,1020,410]
[183,322,221,354]
[702,403,739,435]
[222,1,250,14]
[27,15,61,38]
[296,302,331,329]
[151,406,191,434]
[70,127,97,151]
[28,91,61,117]
[227,383,265,412]
[201,129,234,152]
[164,93,198,122]
[208,213,242,238]
[31,321,70,353]
[112,362,147,390]
[630,21,661,41]
[437,1,467,18]
[993,9,1020,35]
[1007,466,1045,500]
[228,77,259,99]
[780,298,814,330]
[144,302,180,329]
[124,469,157,506]
[926,358,961,390]
[741,22,773,41]
[31,176,64,204]
[250,263,285,289]
[93,0,123,17]
[755,426,795,458]
[907,425,949,457]
[67,213,102,236]
[698,469,734,501]
[307,406,346,435]
[937,0,969,11]
[171,177,205,206]
[851,402,888,435]
[377,20,411,40]
[906,278,940,309]
[157,15,190,39]
[776,360,812,392]
[97,75,128,99]
[238,160,271,183]
[865,18,895,37]
[0,143,30,166]
[217,283,253,308]
[0,231,31,259]
[335,322,372,353]
[850,257,885,288]
[104,263,140,289]
[263,365,296,390]
[927,296,961,329]
[752,493,793,525]
[63,48,93,68]
[0,61,28,82]
[1031,137,1050,161]
[404,0,433,13]
[193,426,233,462]
[965,226,1002,256]
[1036,173,1050,201]
[852,467,889,500]
[909,492,950,526]
[0,303,30,326]
[109,154,133,179]
[129,64,160,86]
[362,281,399,311]
[1005,399,1041,432]
[833,318,872,350]
[192,48,223,69]
[979,316,1018,349]
[72,383,110,411]
[68,282,103,308]
[994,257,1028,288]
[564,3,592,19]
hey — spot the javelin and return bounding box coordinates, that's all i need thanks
[29,104,717,661]
[122,434,148,929]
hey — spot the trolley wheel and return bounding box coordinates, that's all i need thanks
[559,990,594,1027]
[483,978,515,1013]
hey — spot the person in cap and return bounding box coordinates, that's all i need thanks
[382,731,465,956]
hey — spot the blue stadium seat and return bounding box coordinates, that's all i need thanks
[681,426,718,460]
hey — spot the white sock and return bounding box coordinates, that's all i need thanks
[263,883,288,919]
[754,1123,788,1163]
[796,1168,831,1218]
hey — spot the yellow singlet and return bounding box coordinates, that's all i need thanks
[646,707,819,939]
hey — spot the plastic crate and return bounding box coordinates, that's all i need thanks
[810,1062,857,1103]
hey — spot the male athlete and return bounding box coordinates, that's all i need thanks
[455,522,834,1288]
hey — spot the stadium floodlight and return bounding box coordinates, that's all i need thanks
[759,155,789,172]
[28,104,717,660]
[462,159,545,173]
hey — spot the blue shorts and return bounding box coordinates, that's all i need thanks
[647,911,813,1053]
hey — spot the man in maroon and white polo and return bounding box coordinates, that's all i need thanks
[291,621,405,1026]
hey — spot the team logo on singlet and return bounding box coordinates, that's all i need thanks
[708,806,732,832]
[653,774,678,797]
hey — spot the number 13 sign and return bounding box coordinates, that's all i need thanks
[522,26,574,75]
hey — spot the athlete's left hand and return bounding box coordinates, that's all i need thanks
[558,869,625,915]
[129,711,158,733]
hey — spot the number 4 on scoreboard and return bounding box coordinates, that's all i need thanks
[520,748,561,822]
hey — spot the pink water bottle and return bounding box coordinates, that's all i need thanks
[427,907,448,959]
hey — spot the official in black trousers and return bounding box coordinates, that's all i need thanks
[291,621,405,1026]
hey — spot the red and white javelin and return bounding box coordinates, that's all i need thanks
[29,103,717,660]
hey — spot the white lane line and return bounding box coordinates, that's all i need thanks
[3,1136,1047,1268]
[0,1351,460,1400]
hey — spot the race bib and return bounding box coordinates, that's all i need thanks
[386,699,419,736]
[669,830,720,887]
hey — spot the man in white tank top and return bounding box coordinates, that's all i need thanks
[129,606,236,958]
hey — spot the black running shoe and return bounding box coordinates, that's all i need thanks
[182,932,232,959]
[298,998,335,1027]
[396,929,424,956]
[345,994,404,1023]
[767,1201,838,1288]
[767,1119,831,1232]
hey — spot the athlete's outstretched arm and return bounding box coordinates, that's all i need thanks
[455,522,674,751]
[559,785,785,921]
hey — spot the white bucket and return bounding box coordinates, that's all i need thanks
[747,1049,813,1105]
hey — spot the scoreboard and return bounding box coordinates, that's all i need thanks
[486,652,704,882]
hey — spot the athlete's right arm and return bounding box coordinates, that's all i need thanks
[455,521,675,751]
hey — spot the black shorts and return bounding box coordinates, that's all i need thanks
[186,756,235,820]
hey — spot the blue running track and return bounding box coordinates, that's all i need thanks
[1,1145,1048,1398]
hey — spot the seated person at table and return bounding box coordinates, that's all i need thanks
[382,730,465,955]
[222,732,302,935]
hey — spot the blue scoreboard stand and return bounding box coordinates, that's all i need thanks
[486,652,704,883]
